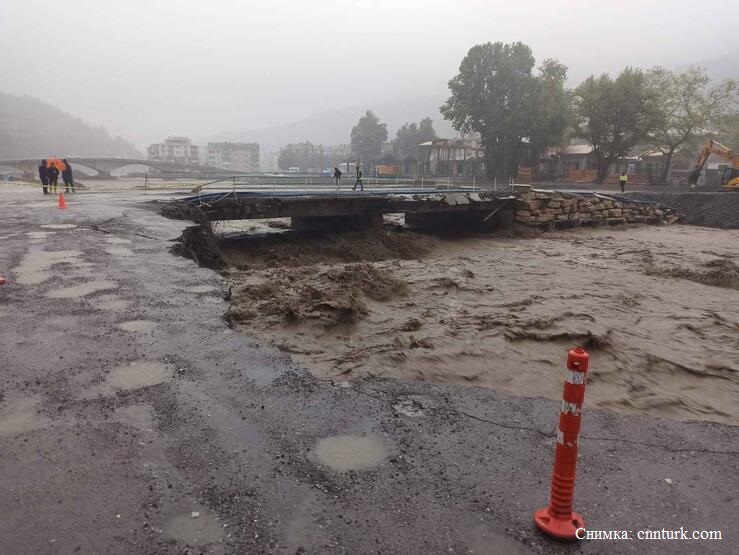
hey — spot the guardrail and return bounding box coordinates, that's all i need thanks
[142,171,520,196]
[191,174,518,194]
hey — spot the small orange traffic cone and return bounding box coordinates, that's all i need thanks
[58,192,68,209]
[0,276,6,285]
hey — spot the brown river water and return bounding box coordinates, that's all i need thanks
[222,221,739,425]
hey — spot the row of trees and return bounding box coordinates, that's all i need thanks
[277,142,352,171]
[441,41,738,182]
[277,113,439,170]
[348,112,439,163]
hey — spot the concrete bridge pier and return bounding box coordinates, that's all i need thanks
[292,213,383,232]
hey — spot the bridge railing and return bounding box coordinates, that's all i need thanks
[187,174,518,195]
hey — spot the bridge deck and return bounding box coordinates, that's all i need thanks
[161,188,517,223]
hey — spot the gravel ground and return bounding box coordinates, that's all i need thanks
[625,191,739,229]
[0,186,737,555]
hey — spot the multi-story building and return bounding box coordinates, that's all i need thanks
[146,137,199,165]
[417,138,485,177]
[206,142,260,172]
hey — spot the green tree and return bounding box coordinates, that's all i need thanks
[417,117,438,144]
[277,141,324,171]
[645,66,737,183]
[350,110,388,161]
[393,117,438,159]
[441,42,569,177]
[394,122,419,159]
[574,68,661,183]
[718,112,739,149]
[277,147,299,170]
[525,59,572,166]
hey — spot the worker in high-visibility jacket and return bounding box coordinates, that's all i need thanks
[619,171,628,193]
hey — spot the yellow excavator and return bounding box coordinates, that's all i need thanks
[689,139,739,190]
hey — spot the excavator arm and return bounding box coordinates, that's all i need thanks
[695,139,735,172]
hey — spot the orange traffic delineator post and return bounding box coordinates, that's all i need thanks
[534,347,589,541]
[58,192,68,209]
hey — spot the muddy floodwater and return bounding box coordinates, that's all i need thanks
[223,223,739,425]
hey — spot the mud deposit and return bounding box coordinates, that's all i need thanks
[221,225,739,425]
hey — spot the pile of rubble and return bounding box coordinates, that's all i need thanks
[514,190,677,228]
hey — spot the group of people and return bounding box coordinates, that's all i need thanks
[331,165,364,191]
[39,159,74,194]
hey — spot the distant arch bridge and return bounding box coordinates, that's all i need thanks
[0,157,222,179]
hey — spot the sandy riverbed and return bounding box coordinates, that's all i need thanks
[220,221,739,425]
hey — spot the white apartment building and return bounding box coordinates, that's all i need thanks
[206,142,260,172]
[146,137,199,165]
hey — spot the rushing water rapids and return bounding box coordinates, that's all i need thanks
[219,221,739,425]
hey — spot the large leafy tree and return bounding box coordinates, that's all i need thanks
[393,117,438,159]
[645,66,737,183]
[441,41,569,177]
[574,68,661,183]
[350,110,388,161]
[525,59,572,165]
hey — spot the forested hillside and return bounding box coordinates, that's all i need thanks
[0,93,141,159]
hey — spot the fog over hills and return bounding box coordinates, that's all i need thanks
[204,96,458,152]
[204,54,738,152]
[0,93,141,159]
[1,53,734,160]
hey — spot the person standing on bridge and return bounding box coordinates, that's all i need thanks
[353,164,364,192]
[62,159,74,193]
[38,160,49,194]
[619,171,628,193]
[333,167,342,189]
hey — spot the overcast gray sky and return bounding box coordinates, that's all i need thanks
[2,0,737,147]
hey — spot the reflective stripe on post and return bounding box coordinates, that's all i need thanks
[533,347,589,541]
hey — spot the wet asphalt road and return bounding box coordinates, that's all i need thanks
[0,187,737,555]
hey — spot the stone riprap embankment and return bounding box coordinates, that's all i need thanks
[514,190,677,229]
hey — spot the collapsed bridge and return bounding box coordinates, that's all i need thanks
[160,186,676,232]
[160,188,519,232]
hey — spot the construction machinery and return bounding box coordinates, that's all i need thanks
[691,139,739,190]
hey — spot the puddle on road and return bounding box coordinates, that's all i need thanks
[314,435,388,472]
[164,511,224,546]
[41,224,78,229]
[183,285,219,293]
[84,361,172,397]
[0,396,49,436]
[117,320,157,333]
[13,249,85,284]
[112,403,155,431]
[26,231,55,240]
[90,296,130,311]
[105,237,132,244]
[106,247,134,256]
[46,280,118,298]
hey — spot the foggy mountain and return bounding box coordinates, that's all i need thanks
[205,96,458,152]
[0,93,141,159]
